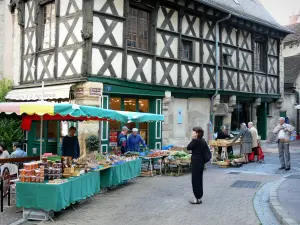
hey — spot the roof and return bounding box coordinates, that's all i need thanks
[284,54,300,84]
[284,23,300,43]
[195,0,292,33]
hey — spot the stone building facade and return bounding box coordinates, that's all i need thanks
[5,0,291,155]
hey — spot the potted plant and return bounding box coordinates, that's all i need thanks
[85,135,100,158]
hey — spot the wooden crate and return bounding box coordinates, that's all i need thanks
[140,170,156,177]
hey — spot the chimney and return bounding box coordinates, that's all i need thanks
[289,10,300,24]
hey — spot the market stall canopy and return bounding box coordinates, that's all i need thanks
[115,111,164,123]
[0,102,164,130]
[5,84,74,101]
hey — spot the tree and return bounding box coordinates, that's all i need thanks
[0,79,12,102]
[0,79,23,151]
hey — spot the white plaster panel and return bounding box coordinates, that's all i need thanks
[12,10,21,85]
[182,14,200,38]
[37,54,54,80]
[57,48,82,77]
[59,17,83,47]
[94,0,124,16]
[24,30,36,55]
[93,17,123,47]
[255,75,266,93]
[222,27,237,46]
[24,1,34,28]
[268,77,278,94]
[283,44,300,57]
[127,55,152,83]
[195,41,200,63]
[23,58,35,82]
[203,21,215,41]
[156,61,178,86]
[203,43,215,65]
[268,38,278,56]
[182,65,200,88]
[157,7,178,32]
[240,73,253,92]
[91,48,122,78]
[268,57,278,75]
[239,51,252,71]
[203,67,216,89]
[238,30,252,50]
[223,70,237,91]
[60,0,82,16]
[156,33,178,58]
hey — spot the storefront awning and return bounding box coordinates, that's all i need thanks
[5,84,74,101]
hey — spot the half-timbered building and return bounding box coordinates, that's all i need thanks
[6,0,291,154]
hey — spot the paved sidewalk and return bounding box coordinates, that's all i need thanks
[277,177,300,224]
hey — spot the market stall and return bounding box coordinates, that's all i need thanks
[0,102,164,220]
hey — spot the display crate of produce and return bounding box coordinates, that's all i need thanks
[141,170,156,177]
[180,159,191,164]
[216,161,231,168]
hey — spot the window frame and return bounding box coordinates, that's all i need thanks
[181,39,194,61]
[222,53,232,67]
[254,41,266,73]
[38,0,56,51]
[126,6,151,52]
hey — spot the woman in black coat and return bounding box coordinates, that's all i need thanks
[187,127,207,204]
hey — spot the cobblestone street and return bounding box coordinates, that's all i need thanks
[3,142,300,225]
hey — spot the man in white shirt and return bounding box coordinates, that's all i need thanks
[272,117,295,171]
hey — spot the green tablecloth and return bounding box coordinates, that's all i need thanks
[100,159,141,188]
[16,171,100,212]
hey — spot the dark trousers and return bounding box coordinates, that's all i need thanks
[191,158,204,200]
[252,147,258,155]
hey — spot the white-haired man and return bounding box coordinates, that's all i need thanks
[272,117,295,171]
[248,122,259,162]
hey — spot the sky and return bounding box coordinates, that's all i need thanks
[260,0,300,25]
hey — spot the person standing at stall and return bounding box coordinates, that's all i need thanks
[248,122,259,162]
[0,144,10,159]
[118,126,129,154]
[187,127,208,204]
[61,127,80,159]
[127,128,147,152]
[216,125,233,158]
[231,123,252,163]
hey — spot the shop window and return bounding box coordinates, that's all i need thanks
[48,121,57,142]
[110,98,121,131]
[139,99,149,144]
[35,121,44,141]
[41,1,56,50]
[127,7,150,51]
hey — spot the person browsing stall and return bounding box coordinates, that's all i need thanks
[61,127,80,159]
[127,128,147,152]
[118,126,129,154]
[10,142,27,158]
[0,144,10,159]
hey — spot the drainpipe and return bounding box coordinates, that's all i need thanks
[210,14,231,133]
[295,90,300,135]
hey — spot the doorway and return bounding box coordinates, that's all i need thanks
[214,116,223,133]
[257,103,267,140]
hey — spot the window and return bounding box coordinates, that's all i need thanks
[181,40,193,61]
[127,7,150,51]
[254,41,266,72]
[42,2,56,50]
[223,53,231,66]
[109,98,121,131]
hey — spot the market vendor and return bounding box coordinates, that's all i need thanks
[127,128,147,152]
[61,126,80,159]
[216,125,233,157]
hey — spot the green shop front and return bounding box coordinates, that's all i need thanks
[100,83,164,153]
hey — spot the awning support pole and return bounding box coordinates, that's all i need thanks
[40,81,45,160]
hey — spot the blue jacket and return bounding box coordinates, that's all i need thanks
[61,136,80,159]
[118,132,128,153]
[127,134,147,152]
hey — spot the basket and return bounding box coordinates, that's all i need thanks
[216,161,231,166]
[180,159,191,164]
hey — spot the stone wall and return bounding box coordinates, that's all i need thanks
[162,97,210,147]
[12,8,21,86]
[0,0,4,78]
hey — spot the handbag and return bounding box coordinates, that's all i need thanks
[204,142,212,163]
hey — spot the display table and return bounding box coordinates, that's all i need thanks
[16,171,100,212]
[100,159,141,188]
[140,156,163,177]
[209,139,241,164]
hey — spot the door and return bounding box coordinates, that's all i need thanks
[257,103,267,140]
[214,116,223,133]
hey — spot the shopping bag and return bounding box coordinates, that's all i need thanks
[278,130,285,139]
[290,131,297,141]
[257,146,264,161]
[248,151,255,162]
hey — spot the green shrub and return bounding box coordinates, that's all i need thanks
[0,79,12,102]
[85,135,100,152]
[0,118,23,152]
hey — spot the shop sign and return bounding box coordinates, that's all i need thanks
[109,132,118,147]
[75,88,84,96]
[177,108,183,124]
[90,88,102,96]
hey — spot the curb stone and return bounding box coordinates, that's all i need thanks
[269,177,300,225]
